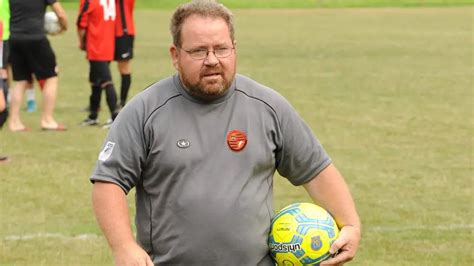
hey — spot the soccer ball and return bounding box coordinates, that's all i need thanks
[44,11,61,35]
[268,203,340,265]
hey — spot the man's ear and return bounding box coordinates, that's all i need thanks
[170,45,179,70]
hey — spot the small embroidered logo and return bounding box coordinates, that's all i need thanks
[177,139,191,149]
[227,130,247,152]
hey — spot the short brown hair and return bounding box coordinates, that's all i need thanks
[170,0,235,47]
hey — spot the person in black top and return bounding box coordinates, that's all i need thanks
[8,0,68,131]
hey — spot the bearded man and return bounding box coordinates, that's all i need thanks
[89,1,360,265]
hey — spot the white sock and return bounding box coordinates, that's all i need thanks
[26,88,35,101]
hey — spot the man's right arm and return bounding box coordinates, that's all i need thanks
[51,2,68,32]
[92,181,154,266]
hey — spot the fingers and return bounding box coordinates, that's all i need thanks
[112,243,154,266]
[329,237,345,255]
[146,257,154,266]
[320,225,360,265]
[321,249,353,265]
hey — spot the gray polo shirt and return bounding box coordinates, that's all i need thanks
[91,74,331,265]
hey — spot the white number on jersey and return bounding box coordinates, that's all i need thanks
[100,0,116,21]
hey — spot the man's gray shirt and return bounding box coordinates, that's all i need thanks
[91,74,331,265]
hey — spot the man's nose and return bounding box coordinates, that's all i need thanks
[204,51,219,66]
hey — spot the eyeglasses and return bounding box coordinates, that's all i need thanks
[181,46,235,60]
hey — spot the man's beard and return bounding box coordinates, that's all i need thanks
[180,68,235,101]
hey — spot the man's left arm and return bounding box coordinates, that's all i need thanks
[303,163,361,265]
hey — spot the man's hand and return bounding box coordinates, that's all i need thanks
[92,182,152,265]
[113,242,154,266]
[320,225,361,265]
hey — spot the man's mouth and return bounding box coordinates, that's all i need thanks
[202,71,221,78]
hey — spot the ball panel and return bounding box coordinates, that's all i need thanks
[269,203,339,266]
[44,11,61,35]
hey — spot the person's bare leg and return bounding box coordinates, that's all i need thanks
[0,87,8,161]
[118,60,131,75]
[0,88,5,112]
[40,76,59,128]
[8,80,28,131]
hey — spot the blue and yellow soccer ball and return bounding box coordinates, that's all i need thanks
[269,203,340,265]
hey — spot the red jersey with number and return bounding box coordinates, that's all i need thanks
[77,0,116,61]
[115,0,135,37]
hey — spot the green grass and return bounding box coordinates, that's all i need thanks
[61,0,474,9]
[1,7,473,265]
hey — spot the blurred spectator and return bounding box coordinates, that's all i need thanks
[8,0,68,131]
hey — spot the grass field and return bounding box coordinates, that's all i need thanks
[1,5,473,266]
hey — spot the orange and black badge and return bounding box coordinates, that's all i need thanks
[227,129,247,152]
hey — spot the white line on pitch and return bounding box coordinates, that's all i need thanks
[368,224,474,232]
[2,233,101,241]
[2,225,473,241]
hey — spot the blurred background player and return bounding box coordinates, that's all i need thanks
[114,0,135,109]
[0,0,37,114]
[0,0,8,162]
[0,0,8,129]
[0,74,7,161]
[8,0,68,131]
[78,0,119,128]
[0,62,7,163]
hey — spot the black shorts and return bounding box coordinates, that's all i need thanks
[9,38,57,81]
[114,35,134,61]
[89,61,112,86]
[2,40,9,69]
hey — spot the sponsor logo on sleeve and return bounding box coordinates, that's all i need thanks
[98,141,116,162]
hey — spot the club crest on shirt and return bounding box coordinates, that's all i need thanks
[98,141,115,162]
[226,130,247,152]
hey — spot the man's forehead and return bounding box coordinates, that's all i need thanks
[180,15,231,45]
[182,14,228,30]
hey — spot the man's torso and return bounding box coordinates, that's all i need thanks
[91,74,330,265]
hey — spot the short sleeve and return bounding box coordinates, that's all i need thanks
[275,99,331,186]
[90,99,147,194]
[76,0,90,29]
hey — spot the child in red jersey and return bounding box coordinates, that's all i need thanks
[77,0,119,127]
